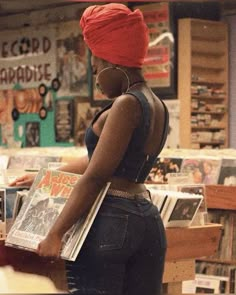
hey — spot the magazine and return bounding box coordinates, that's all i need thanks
[5,168,110,261]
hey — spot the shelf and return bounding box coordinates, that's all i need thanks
[191,126,225,130]
[0,223,222,293]
[192,35,226,42]
[205,185,236,210]
[192,95,225,100]
[165,224,222,261]
[191,111,225,115]
[196,258,236,265]
[0,242,67,290]
[191,80,225,85]
[192,64,225,71]
[192,141,225,145]
[192,50,225,57]
[190,19,227,42]
[191,39,225,57]
[1,224,222,263]
[179,18,228,147]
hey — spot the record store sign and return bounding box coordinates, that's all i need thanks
[0,26,56,89]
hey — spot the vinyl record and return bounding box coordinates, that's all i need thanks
[12,108,20,121]
[39,106,47,120]
[51,78,61,91]
[38,83,48,97]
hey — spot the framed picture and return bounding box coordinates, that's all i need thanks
[54,98,75,143]
[25,122,40,147]
[132,2,176,99]
[55,21,91,97]
[74,97,101,146]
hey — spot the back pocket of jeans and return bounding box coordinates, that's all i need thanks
[88,213,128,251]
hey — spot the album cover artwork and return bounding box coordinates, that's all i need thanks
[25,122,40,147]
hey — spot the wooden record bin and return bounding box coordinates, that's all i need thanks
[0,222,222,294]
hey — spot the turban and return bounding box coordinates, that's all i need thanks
[80,3,149,68]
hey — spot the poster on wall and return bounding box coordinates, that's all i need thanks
[134,3,176,98]
[164,99,180,149]
[55,99,74,143]
[74,98,101,146]
[55,21,90,97]
[25,122,40,147]
[14,88,43,114]
[0,90,14,145]
[0,26,57,90]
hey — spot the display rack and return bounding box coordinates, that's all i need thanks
[163,224,222,294]
[195,185,236,294]
[0,223,222,294]
[178,18,229,149]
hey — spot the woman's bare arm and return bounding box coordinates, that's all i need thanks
[57,155,89,174]
[9,154,89,187]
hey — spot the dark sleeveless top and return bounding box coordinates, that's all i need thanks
[85,90,169,183]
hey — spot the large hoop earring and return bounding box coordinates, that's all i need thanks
[114,66,130,93]
[95,66,112,94]
[95,66,130,94]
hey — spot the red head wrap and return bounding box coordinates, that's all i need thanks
[80,3,149,68]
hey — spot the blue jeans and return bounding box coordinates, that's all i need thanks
[66,194,167,295]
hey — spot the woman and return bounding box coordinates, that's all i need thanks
[10,3,169,295]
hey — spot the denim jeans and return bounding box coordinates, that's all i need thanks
[66,194,167,295]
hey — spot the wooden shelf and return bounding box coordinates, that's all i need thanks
[190,19,227,42]
[205,185,236,210]
[0,223,222,293]
[192,95,225,100]
[192,65,225,71]
[196,258,236,265]
[191,126,226,130]
[196,185,236,292]
[191,80,225,85]
[179,18,229,149]
[165,224,222,261]
[192,50,225,57]
[192,141,225,145]
[0,242,67,291]
[191,111,225,115]
[191,39,225,56]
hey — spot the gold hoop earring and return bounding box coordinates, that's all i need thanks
[95,66,113,95]
[113,66,130,93]
[95,66,131,94]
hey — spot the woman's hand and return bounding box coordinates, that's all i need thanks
[37,232,62,259]
[8,174,36,187]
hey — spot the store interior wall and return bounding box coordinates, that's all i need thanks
[0,1,235,148]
